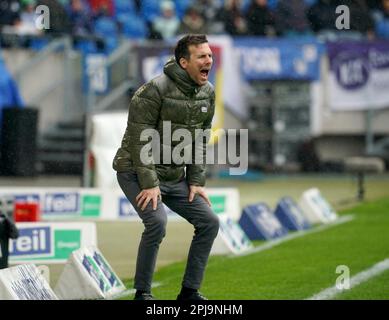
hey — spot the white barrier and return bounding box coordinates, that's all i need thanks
[9,222,97,264]
[0,187,241,221]
[0,187,103,220]
[90,112,127,189]
[298,188,338,224]
[54,246,126,300]
[211,213,253,255]
[0,264,58,300]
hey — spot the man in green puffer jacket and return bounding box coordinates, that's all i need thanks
[113,34,219,300]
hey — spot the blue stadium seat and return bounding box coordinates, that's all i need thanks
[376,19,389,39]
[267,0,278,10]
[266,0,316,10]
[94,17,118,36]
[140,0,161,22]
[29,37,50,51]
[114,0,136,16]
[94,17,119,53]
[74,39,98,54]
[174,0,192,19]
[241,0,251,13]
[304,0,317,6]
[119,13,148,39]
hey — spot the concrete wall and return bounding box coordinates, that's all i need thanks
[2,48,84,133]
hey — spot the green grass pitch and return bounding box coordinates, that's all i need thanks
[121,193,389,300]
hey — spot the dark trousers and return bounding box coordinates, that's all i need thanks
[117,171,219,292]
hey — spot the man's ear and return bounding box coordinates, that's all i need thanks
[179,57,188,69]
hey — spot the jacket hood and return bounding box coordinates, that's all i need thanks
[163,57,200,96]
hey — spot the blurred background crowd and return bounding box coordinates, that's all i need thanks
[1,0,389,51]
[1,0,389,178]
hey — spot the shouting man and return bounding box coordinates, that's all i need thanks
[113,34,219,300]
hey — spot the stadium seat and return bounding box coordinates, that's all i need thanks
[114,0,136,16]
[119,14,148,39]
[376,20,389,39]
[265,0,317,11]
[304,0,317,6]
[94,17,118,36]
[94,17,119,53]
[140,0,161,22]
[29,37,50,51]
[241,0,251,13]
[74,39,98,54]
[174,0,192,19]
[267,0,278,10]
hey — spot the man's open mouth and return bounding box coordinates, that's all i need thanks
[200,69,210,77]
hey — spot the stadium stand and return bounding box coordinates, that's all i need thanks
[1,0,389,175]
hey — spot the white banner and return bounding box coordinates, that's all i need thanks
[327,41,389,111]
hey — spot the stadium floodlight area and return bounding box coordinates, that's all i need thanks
[0,264,58,300]
[54,246,126,300]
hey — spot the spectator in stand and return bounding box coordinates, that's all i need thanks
[307,0,337,40]
[152,1,180,41]
[366,0,381,9]
[16,0,42,35]
[36,0,71,35]
[217,0,248,36]
[338,0,375,40]
[275,0,311,37]
[372,0,389,38]
[0,0,21,29]
[307,0,336,33]
[246,0,276,37]
[179,6,208,35]
[67,0,93,36]
[87,0,113,17]
[194,0,224,33]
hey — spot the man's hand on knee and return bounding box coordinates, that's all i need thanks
[189,185,211,207]
[136,186,161,211]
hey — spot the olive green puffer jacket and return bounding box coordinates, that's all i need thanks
[113,57,215,190]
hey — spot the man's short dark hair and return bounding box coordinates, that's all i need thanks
[175,34,208,67]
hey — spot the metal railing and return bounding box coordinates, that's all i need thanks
[83,40,136,187]
[85,40,134,113]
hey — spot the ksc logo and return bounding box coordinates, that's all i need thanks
[9,227,51,256]
[118,197,137,217]
[44,193,79,214]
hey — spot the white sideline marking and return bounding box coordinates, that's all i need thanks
[108,282,162,300]
[307,258,389,300]
[231,215,355,258]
